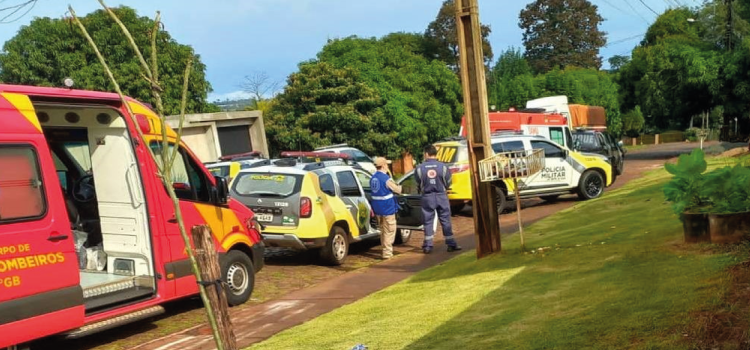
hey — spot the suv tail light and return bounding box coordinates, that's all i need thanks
[448,164,470,174]
[300,197,312,218]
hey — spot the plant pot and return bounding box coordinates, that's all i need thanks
[708,212,750,244]
[681,212,710,243]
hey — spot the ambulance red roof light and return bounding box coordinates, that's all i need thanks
[135,114,151,133]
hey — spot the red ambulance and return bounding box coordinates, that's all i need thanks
[458,109,574,149]
[0,84,264,348]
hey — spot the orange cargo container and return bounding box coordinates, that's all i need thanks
[569,104,607,129]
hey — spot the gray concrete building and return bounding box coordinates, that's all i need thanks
[165,110,268,163]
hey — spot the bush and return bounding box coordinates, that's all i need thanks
[684,128,699,142]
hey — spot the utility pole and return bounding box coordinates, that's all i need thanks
[455,0,502,258]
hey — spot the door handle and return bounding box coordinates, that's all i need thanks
[167,215,178,223]
[47,233,69,242]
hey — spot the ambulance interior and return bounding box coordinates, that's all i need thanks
[36,102,155,313]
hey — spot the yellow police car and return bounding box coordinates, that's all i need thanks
[431,132,613,213]
[229,157,422,265]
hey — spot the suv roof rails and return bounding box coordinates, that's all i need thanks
[273,158,298,167]
[314,143,349,151]
[242,159,271,169]
[280,151,351,160]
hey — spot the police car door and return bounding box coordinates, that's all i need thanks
[394,171,424,228]
[525,140,571,192]
[335,169,374,235]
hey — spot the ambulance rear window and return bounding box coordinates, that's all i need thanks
[0,146,46,223]
[232,172,302,198]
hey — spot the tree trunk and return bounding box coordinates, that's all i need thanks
[191,225,238,350]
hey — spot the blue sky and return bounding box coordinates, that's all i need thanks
[0,0,681,102]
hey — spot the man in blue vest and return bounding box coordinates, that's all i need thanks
[415,145,462,254]
[370,157,402,259]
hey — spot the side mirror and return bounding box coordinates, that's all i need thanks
[617,140,624,148]
[213,175,229,205]
[573,139,582,151]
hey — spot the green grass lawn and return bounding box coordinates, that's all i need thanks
[248,159,748,350]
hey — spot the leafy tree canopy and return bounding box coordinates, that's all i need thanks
[0,6,217,115]
[267,36,463,159]
[618,8,725,131]
[424,0,493,70]
[519,0,606,73]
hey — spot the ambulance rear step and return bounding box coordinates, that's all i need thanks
[62,305,165,339]
[82,274,155,312]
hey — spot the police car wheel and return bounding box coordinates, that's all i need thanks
[221,250,255,306]
[395,228,412,245]
[495,187,507,214]
[321,226,348,266]
[577,171,605,200]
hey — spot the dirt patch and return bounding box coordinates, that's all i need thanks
[683,260,750,349]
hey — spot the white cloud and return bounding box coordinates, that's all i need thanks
[209,90,252,102]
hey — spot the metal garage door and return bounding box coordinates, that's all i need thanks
[218,125,252,156]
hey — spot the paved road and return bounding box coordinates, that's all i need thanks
[38,141,734,350]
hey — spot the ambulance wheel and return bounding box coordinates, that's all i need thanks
[495,187,507,214]
[321,226,348,266]
[395,228,412,245]
[221,250,255,306]
[578,170,605,200]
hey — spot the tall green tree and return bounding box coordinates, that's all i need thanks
[424,0,493,70]
[618,8,724,130]
[0,6,216,115]
[487,48,536,109]
[268,36,463,158]
[519,0,606,73]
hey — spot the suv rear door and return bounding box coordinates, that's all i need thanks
[335,169,374,235]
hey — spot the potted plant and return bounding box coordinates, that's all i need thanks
[701,163,750,243]
[664,149,711,243]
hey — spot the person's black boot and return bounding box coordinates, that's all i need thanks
[423,247,433,254]
[447,245,463,252]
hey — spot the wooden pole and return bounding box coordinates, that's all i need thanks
[513,178,525,250]
[455,0,502,258]
[191,225,238,350]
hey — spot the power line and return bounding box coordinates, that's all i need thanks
[0,0,37,24]
[623,0,652,23]
[638,0,660,15]
[600,0,650,24]
[604,33,645,47]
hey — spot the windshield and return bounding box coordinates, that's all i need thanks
[207,165,230,177]
[232,172,301,197]
[572,133,599,151]
[435,144,468,164]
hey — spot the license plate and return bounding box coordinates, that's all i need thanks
[256,214,274,222]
